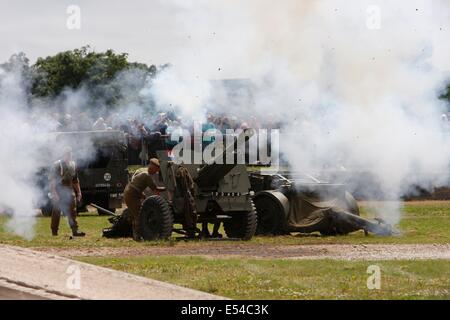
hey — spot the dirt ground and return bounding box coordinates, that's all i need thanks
[38,243,450,260]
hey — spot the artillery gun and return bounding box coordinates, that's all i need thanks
[103,128,398,240]
[104,130,257,240]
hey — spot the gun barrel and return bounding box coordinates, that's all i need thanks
[333,210,399,236]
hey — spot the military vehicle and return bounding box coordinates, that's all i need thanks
[103,129,396,240]
[249,170,397,236]
[39,130,129,216]
[104,131,258,240]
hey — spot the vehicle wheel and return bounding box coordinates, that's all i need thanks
[121,208,131,220]
[223,200,257,240]
[140,195,173,240]
[41,203,53,217]
[254,194,288,235]
[77,205,88,214]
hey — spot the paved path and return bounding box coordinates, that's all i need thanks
[0,286,46,300]
[0,245,224,300]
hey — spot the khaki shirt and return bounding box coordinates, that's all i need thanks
[51,160,79,187]
[129,172,156,193]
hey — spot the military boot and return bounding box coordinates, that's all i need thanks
[72,229,86,237]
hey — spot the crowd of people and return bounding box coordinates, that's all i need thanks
[49,110,282,165]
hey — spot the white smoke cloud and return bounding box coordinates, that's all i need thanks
[150,68,212,121]
[0,62,50,239]
[145,0,450,224]
[0,61,97,239]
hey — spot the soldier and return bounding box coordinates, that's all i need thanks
[174,165,197,238]
[50,147,85,237]
[124,158,164,241]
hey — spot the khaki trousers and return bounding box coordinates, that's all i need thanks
[51,185,78,233]
[124,185,143,239]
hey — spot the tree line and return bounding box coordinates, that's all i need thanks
[0,46,167,109]
[0,46,449,110]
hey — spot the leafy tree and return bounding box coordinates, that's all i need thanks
[0,52,36,105]
[0,52,30,72]
[31,46,157,108]
[0,52,34,84]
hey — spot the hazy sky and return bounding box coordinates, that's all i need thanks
[1,0,449,79]
[0,0,204,66]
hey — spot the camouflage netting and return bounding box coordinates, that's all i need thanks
[286,193,396,236]
[286,193,361,235]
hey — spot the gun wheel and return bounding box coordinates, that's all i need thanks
[223,200,257,240]
[140,195,174,240]
[40,203,53,217]
[254,193,289,235]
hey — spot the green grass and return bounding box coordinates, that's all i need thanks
[1,200,448,300]
[77,256,450,299]
[250,199,450,245]
[0,213,168,248]
[0,200,449,247]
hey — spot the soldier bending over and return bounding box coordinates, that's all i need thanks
[124,158,164,241]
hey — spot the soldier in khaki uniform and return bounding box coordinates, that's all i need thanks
[50,147,85,237]
[124,158,164,241]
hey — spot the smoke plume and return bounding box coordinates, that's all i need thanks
[144,0,450,224]
[0,60,96,239]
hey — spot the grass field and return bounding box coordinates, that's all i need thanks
[0,200,449,248]
[78,256,450,299]
[1,200,449,300]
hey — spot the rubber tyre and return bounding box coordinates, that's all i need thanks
[254,195,287,235]
[223,200,257,240]
[41,203,53,217]
[140,195,173,240]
